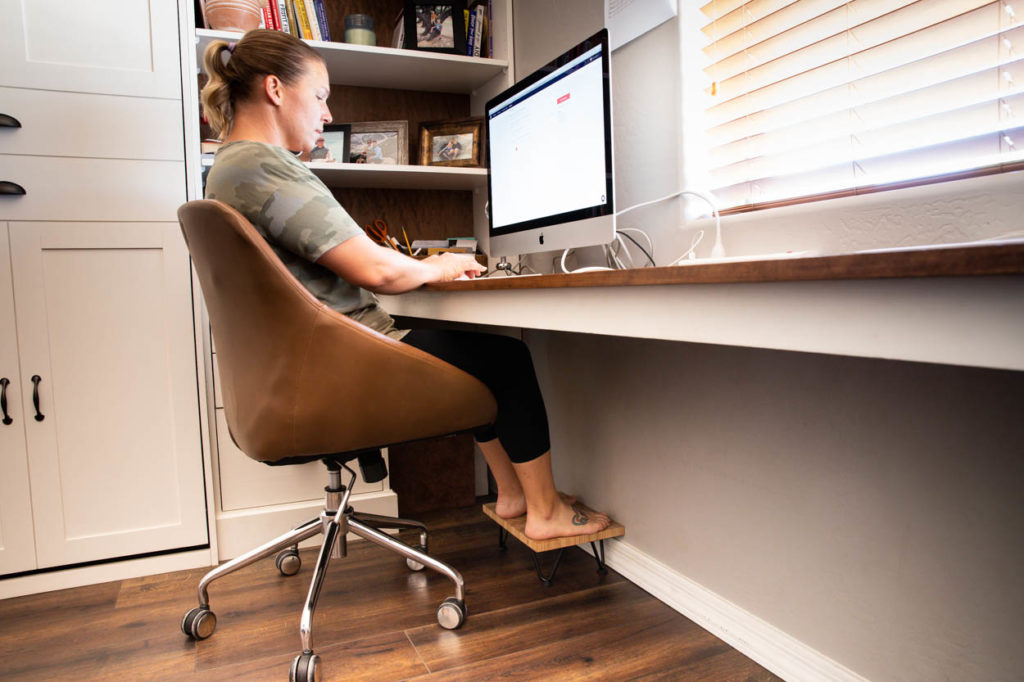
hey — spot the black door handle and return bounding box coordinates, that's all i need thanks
[0,377,12,425]
[31,375,44,421]
[0,181,26,195]
[0,114,21,128]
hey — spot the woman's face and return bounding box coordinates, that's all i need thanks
[281,58,332,153]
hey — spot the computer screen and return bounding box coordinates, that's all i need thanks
[485,29,615,259]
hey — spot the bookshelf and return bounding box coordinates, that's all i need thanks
[196,28,509,94]
[184,1,516,549]
[193,27,507,195]
[200,156,487,190]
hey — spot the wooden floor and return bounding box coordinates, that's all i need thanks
[0,503,782,681]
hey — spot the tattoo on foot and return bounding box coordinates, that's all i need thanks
[571,505,589,527]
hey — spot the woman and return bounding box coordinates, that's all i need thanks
[200,29,608,541]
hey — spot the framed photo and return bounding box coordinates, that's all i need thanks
[419,117,484,167]
[347,121,409,165]
[403,1,467,54]
[307,124,349,163]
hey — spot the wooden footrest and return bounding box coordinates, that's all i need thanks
[481,501,624,553]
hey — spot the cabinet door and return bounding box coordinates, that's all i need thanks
[0,224,37,575]
[0,0,181,98]
[9,222,207,568]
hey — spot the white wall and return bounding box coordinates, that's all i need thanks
[513,1,1024,680]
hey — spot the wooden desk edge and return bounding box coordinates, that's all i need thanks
[482,502,625,553]
[426,243,1024,292]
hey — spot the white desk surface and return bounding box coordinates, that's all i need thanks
[381,243,1024,372]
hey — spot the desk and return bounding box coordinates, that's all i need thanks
[381,243,1024,371]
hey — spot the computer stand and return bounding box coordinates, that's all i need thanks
[495,256,514,275]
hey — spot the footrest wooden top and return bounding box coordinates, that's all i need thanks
[482,501,624,553]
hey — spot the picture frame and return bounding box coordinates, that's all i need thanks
[307,124,350,164]
[347,121,409,165]
[419,117,485,167]
[402,1,467,55]
[392,10,405,48]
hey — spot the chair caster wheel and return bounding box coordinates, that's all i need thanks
[406,544,427,571]
[181,606,217,640]
[437,596,466,630]
[290,652,320,682]
[275,548,301,576]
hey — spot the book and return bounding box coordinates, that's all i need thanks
[466,9,477,56]
[261,6,274,30]
[293,0,314,39]
[305,0,322,41]
[267,0,280,31]
[311,0,331,41]
[472,5,485,57]
[275,0,291,34]
[283,0,300,37]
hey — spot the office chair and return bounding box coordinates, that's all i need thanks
[177,200,497,682]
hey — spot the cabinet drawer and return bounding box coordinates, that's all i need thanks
[0,87,184,160]
[0,155,184,221]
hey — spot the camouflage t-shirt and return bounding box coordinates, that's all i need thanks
[205,140,405,339]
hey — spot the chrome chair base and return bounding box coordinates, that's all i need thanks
[181,460,466,682]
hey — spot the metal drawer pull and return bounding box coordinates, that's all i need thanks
[1,378,12,425]
[0,181,27,195]
[31,375,44,421]
[0,114,21,128]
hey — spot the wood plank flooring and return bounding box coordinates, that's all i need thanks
[0,503,782,681]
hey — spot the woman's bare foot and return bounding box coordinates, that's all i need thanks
[494,491,577,520]
[524,499,610,541]
[494,492,527,519]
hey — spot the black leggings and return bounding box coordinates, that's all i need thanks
[402,328,550,463]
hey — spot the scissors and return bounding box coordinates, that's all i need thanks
[364,219,399,250]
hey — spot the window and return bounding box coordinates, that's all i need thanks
[700,0,1024,213]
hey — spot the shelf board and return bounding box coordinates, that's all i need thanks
[195,29,508,94]
[201,157,487,190]
[311,162,487,190]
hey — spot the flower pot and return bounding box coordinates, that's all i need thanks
[204,0,263,33]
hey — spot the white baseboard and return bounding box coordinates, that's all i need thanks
[0,548,216,600]
[601,540,867,682]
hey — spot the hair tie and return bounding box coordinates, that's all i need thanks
[227,42,237,53]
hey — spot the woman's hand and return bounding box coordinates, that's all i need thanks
[317,235,485,293]
[422,253,486,281]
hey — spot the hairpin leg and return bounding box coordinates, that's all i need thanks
[589,540,608,575]
[532,548,566,587]
[499,527,509,550]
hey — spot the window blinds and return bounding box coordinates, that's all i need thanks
[700,0,1024,212]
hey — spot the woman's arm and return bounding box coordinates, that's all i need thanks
[316,234,485,294]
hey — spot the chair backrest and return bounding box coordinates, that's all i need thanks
[178,199,496,463]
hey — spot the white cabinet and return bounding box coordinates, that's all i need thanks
[0,0,208,586]
[0,227,36,575]
[4,222,206,569]
[0,0,182,98]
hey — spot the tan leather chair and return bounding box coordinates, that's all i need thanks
[177,199,497,682]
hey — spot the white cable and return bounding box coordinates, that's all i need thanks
[617,227,655,259]
[617,189,723,260]
[669,229,705,265]
[560,246,614,274]
[614,234,633,268]
[615,190,684,218]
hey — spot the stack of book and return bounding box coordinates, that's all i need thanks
[258,0,331,42]
[465,1,489,57]
[412,238,478,255]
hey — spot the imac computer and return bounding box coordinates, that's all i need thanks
[485,29,615,264]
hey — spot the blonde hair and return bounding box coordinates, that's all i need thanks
[200,29,324,138]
